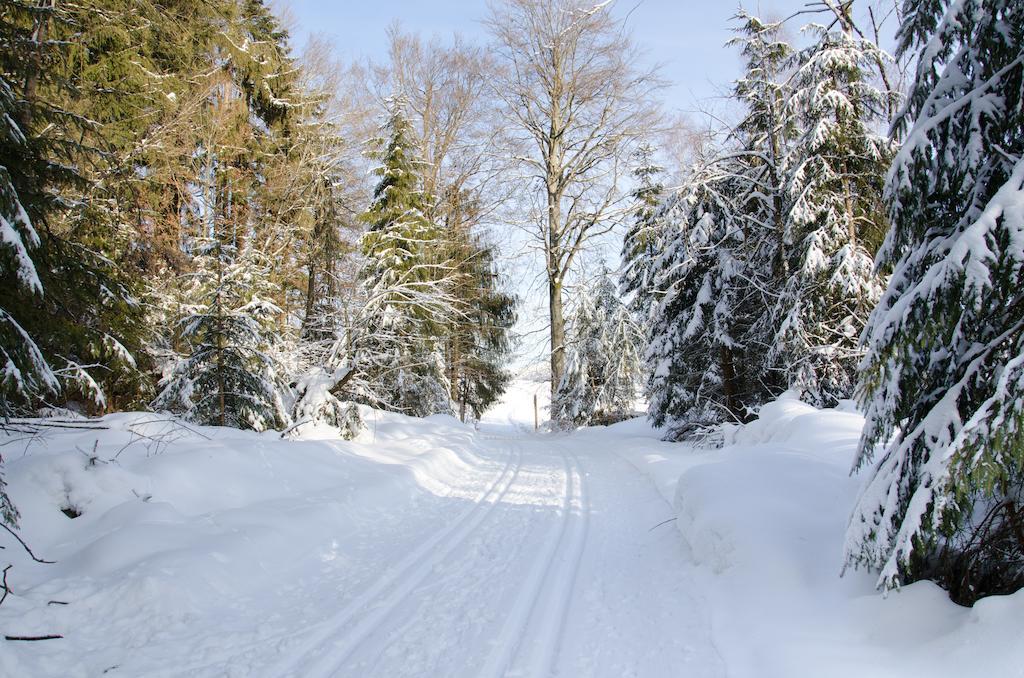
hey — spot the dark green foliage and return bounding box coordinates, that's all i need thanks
[355,99,454,416]
[846,0,1024,604]
[154,240,286,430]
[447,231,516,422]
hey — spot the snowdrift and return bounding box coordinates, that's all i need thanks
[619,393,1024,678]
[0,409,494,677]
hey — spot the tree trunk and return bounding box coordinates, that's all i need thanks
[549,278,565,397]
[719,345,742,421]
[22,0,54,130]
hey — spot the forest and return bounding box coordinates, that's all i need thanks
[0,0,1022,669]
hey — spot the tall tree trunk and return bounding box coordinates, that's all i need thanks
[22,0,54,130]
[549,278,565,396]
[720,345,741,421]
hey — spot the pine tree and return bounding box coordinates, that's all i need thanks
[846,0,1024,603]
[355,98,454,417]
[154,239,286,430]
[620,143,665,323]
[553,270,644,427]
[644,157,750,436]
[768,19,892,407]
[443,212,516,422]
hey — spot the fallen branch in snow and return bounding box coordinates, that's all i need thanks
[4,634,64,641]
[5,420,108,431]
[0,525,54,564]
[113,417,210,459]
[648,517,678,532]
[0,565,10,607]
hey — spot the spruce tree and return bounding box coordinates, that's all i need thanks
[356,99,454,417]
[154,239,287,431]
[727,11,794,403]
[0,60,57,420]
[553,270,644,427]
[846,0,1024,603]
[644,157,750,436]
[769,20,892,407]
[643,13,796,438]
[443,212,516,422]
[620,144,665,324]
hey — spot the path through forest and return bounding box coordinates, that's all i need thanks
[244,421,725,678]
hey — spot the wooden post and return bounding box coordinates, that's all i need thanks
[534,394,539,431]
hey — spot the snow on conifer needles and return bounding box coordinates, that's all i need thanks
[846,0,1024,601]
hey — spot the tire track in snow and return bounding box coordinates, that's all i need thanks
[476,445,588,678]
[271,443,525,678]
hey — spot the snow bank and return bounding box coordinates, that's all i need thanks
[621,396,1024,678]
[0,409,492,677]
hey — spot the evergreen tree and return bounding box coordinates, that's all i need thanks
[620,143,665,323]
[0,2,64,528]
[769,20,892,407]
[643,13,795,438]
[727,11,794,403]
[355,99,454,416]
[553,270,644,427]
[153,239,286,430]
[444,217,517,422]
[846,0,1024,603]
[0,42,57,419]
[644,158,750,436]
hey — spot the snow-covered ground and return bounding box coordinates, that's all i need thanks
[0,385,1020,677]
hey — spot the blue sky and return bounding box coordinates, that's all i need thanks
[278,1,899,367]
[281,0,821,115]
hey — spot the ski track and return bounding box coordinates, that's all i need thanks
[477,445,588,678]
[125,428,723,678]
[260,443,525,678]
[152,442,522,678]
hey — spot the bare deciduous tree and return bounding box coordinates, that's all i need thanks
[485,0,662,394]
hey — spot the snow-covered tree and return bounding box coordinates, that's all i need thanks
[726,11,794,402]
[620,143,666,323]
[553,270,644,427]
[154,240,287,431]
[0,54,56,529]
[356,98,455,417]
[0,83,56,420]
[644,13,794,437]
[645,158,751,436]
[846,0,1024,603]
[769,20,892,407]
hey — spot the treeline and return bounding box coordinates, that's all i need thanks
[0,0,515,445]
[630,2,1022,604]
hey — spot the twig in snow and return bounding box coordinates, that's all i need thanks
[648,517,677,532]
[0,565,11,607]
[0,525,54,564]
[4,634,63,641]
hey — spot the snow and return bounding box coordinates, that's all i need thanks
[617,392,1024,678]
[0,385,1020,677]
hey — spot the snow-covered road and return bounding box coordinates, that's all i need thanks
[5,397,1022,677]
[248,428,724,678]
[0,409,725,677]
